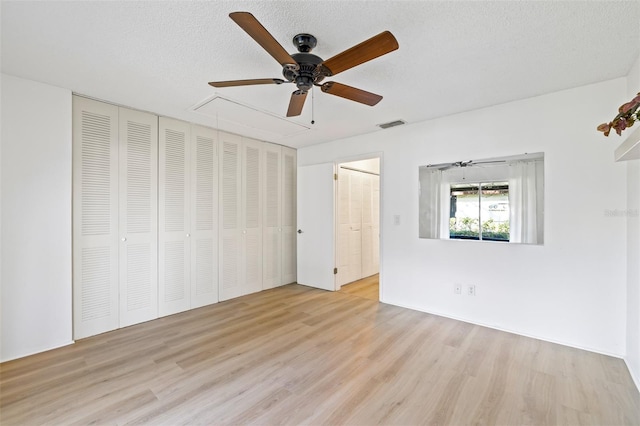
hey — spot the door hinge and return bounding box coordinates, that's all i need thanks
[334,173,338,180]
[334,267,338,274]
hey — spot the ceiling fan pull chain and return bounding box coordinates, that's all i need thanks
[311,87,315,125]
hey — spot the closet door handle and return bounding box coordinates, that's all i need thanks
[297,229,303,234]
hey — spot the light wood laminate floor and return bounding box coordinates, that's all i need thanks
[1,284,639,425]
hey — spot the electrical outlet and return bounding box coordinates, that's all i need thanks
[454,283,462,295]
[467,285,476,296]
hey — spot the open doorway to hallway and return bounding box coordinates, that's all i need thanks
[336,158,380,300]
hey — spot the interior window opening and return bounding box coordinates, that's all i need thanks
[418,152,544,244]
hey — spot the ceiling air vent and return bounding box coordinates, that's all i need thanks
[377,119,406,129]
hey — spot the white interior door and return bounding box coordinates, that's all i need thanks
[297,162,335,291]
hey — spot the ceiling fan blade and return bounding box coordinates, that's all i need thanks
[472,160,507,165]
[321,31,399,76]
[286,90,308,117]
[229,12,297,67]
[424,162,450,168]
[208,78,285,88]
[321,82,382,106]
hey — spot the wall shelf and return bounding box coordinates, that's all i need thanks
[615,124,640,161]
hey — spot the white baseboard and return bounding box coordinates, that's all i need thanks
[624,357,640,393]
[0,340,75,363]
[382,299,624,359]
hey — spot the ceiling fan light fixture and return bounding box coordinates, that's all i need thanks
[377,119,406,129]
[295,75,314,91]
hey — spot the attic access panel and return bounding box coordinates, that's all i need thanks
[192,95,310,139]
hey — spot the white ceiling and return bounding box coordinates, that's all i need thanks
[2,1,639,149]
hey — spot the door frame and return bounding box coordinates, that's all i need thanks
[334,152,383,298]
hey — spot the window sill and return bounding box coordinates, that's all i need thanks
[615,124,640,161]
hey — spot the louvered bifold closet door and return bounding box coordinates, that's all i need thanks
[336,167,351,287]
[159,118,191,316]
[348,171,363,283]
[242,138,263,295]
[190,125,219,308]
[372,174,380,273]
[219,133,243,301]
[118,108,158,327]
[281,147,297,285]
[262,143,281,289]
[361,173,375,279]
[73,96,119,339]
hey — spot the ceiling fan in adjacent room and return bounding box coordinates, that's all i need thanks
[208,12,399,117]
[426,159,507,170]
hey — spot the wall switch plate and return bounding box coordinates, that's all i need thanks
[394,215,400,225]
[467,285,476,296]
[454,283,462,295]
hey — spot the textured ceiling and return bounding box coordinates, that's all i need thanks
[2,1,639,149]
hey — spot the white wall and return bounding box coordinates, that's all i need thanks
[299,78,629,356]
[625,54,640,389]
[1,74,73,361]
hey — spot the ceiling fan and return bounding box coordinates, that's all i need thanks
[426,160,507,170]
[208,12,399,117]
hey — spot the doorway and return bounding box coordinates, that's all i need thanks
[336,158,380,299]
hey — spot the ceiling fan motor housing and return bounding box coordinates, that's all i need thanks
[282,35,327,92]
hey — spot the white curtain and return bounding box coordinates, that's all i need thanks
[509,161,539,244]
[419,169,449,239]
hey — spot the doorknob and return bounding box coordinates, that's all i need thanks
[297,229,303,234]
